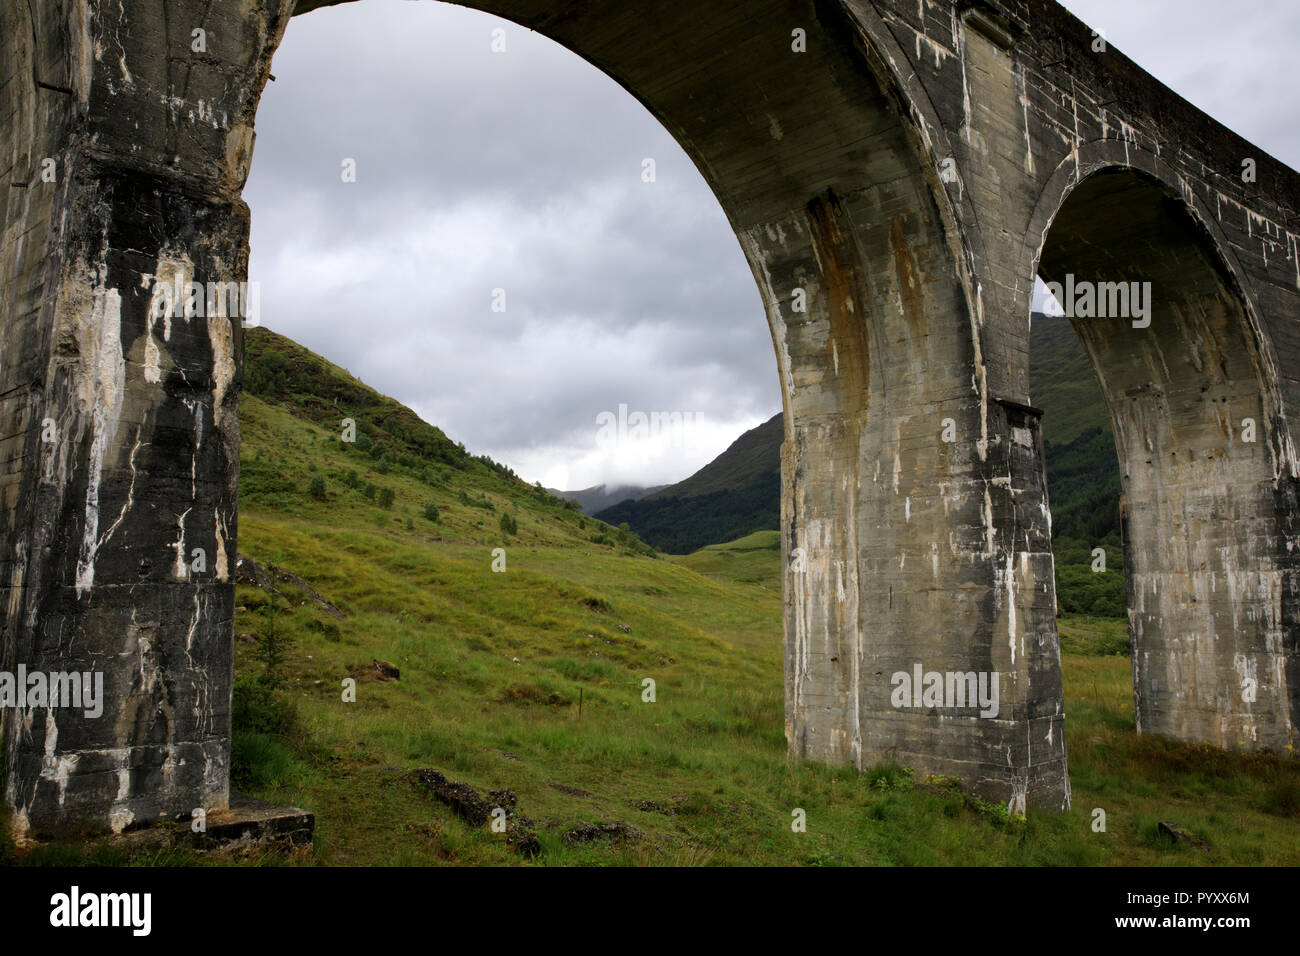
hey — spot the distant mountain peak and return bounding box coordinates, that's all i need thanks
[544,483,664,516]
[595,412,783,554]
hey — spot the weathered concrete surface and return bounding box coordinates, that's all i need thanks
[0,0,291,837]
[1,0,1297,835]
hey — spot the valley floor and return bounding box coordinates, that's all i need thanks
[199,527,1300,866]
[9,384,1293,867]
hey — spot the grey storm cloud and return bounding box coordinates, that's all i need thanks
[243,0,1299,489]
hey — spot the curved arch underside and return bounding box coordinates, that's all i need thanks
[0,0,1296,836]
[1040,169,1298,750]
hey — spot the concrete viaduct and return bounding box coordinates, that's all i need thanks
[2,0,1298,837]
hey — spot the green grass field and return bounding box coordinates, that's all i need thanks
[6,331,1295,867]
[218,444,1300,865]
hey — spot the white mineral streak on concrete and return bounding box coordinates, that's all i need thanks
[208,314,235,430]
[1069,81,1080,180]
[39,708,77,808]
[983,484,995,557]
[95,430,141,554]
[1006,551,1017,666]
[7,537,26,632]
[1019,80,1035,174]
[143,330,161,383]
[186,591,201,653]
[958,22,971,142]
[1118,118,1137,167]
[173,506,193,580]
[152,251,194,341]
[215,510,229,581]
[913,23,954,70]
[70,252,126,599]
[972,283,988,461]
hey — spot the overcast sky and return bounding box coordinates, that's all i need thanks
[243,0,1300,492]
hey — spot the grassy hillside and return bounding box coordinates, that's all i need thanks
[9,328,1295,867]
[670,530,782,586]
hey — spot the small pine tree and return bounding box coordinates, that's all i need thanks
[308,475,326,501]
[424,501,440,522]
[378,487,395,509]
[500,513,517,536]
[256,596,291,689]
[363,483,376,501]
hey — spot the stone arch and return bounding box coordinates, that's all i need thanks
[0,0,1097,836]
[281,2,1064,808]
[1026,141,1290,448]
[1025,141,1298,751]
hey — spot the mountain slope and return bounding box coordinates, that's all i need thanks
[1027,313,1125,616]
[595,413,782,554]
[644,413,783,500]
[544,483,665,516]
[1028,312,1123,545]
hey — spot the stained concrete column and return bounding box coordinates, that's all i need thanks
[0,0,291,837]
[1039,169,1300,754]
[760,186,1069,812]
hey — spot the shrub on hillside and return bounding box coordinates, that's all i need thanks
[254,597,293,689]
[232,674,298,738]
